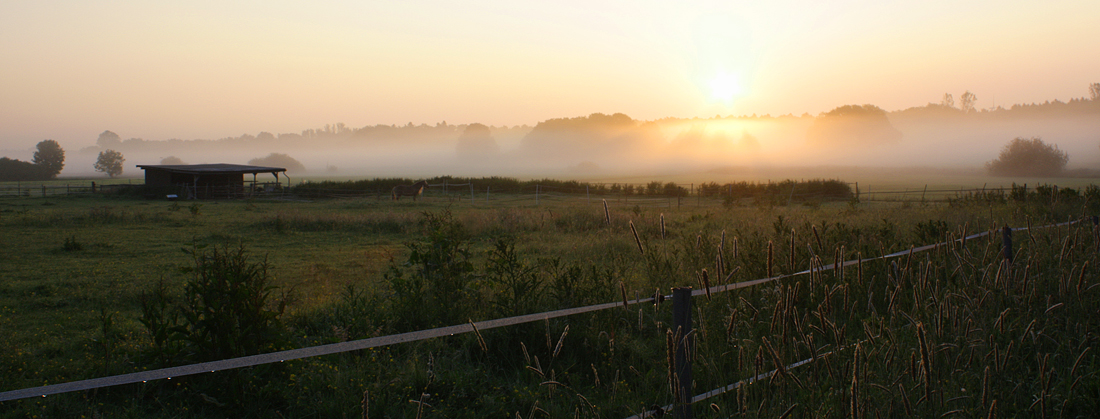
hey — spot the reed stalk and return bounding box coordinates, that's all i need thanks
[629,221,644,255]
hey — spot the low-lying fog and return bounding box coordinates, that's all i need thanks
[6,99,1099,180]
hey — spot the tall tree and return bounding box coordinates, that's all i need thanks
[94,149,125,178]
[32,139,65,178]
[97,130,122,149]
[940,93,955,108]
[960,91,977,112]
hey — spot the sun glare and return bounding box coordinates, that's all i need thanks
[708,72,742,102]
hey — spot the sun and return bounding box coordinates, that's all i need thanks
[708,72,743,102]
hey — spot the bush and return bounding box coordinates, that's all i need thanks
[986,137,1068,177]
[0,157,52,181]
[249,153,305,172]
[140,242,291,364]
[385,210,478,330]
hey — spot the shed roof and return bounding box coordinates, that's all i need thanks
[136,164,287,175]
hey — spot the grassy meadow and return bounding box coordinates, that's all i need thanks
[1,179,1099,418]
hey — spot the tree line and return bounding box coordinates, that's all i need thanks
[0,139,127,181]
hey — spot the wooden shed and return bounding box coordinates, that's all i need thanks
[136,164,289,199]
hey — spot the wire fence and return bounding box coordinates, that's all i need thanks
[1,216,1083,406]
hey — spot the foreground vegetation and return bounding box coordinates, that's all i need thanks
[1,182,1098,418]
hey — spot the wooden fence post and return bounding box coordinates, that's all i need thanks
[672,287,694,419]
[1002,226,1013,264]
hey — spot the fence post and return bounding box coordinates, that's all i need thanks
[587,185,590,201]
[487,186,490,203]
[1002,226,1013,264]
[672,287,694,419]
[42,185,46,198]
[536,185,539,206]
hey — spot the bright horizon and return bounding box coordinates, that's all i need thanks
[2,0,1099,148]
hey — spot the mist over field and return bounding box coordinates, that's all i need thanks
[7,96,1097,180]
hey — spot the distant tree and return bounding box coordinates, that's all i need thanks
[32,139,65,178]
[960,91,977,112]
[97,130,122,149]
[160,156,186,165]
[455,123,500,158]
[1090,83,1100,101]
[248,153,305,172]
[806,104,902,146]
[941,93,955,108]
[986,137,1068,177]
[95,149,125,178]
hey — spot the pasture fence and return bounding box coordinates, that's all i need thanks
[1,214,1086,417]
[291,181,1090,210]
[0,181,136,198]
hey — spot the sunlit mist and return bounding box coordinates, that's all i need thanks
[708,72,744,103]
[1,1,1098,178]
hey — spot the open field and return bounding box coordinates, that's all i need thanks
[1,179,1099,417]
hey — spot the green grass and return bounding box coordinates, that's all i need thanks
[0,183,1098,418]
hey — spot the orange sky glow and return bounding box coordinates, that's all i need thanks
[1,0,1098,148]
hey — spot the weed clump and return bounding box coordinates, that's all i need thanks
[140,242,291,364]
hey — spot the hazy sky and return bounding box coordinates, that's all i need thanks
[2,0,1098,148]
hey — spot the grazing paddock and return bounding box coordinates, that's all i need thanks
[1,181,1098,418]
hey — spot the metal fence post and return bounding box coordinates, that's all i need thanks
[672,287,694,419]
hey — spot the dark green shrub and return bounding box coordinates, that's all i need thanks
[386,210,478,329]
[485,237,542,317]
[140,242,291,363]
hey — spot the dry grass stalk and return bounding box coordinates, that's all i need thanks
[1077,260,1089,295]
[851,343,861,419]
[899,383,912,415]
[701,269,712,300]
[789,229,796,272]
[834,246,841,275]
[767,240,774,278]
[981,365,990,408]
[1070,346,1091,377]
[857,252,863,284]
[716,249,724,280]
[602,199,611,227]
[619,280,629,308]
[470,319,487,353]
[725,310,737,340]
[660,214,666,239]
[778,404,798,419]
[917,322,932,403]
[411,393,429,419]
[987,399,997,419]
[813,224,823,250]
[665,327,677,401]
[629,221,644,255]
[361,390,369,419]
[733,236,739,260]
[552,325,569,359]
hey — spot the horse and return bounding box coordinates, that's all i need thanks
[392,180,429,201]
